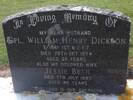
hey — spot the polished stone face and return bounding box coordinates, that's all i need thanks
[2,6,131,94]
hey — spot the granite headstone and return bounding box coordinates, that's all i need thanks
[2,6,131,94]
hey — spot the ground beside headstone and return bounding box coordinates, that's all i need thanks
[0,76,133,100]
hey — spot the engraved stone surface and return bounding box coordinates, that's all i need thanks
[2,5,131,94]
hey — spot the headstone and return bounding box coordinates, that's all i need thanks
[2,6,131,94]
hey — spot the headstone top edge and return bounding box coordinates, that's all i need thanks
[2,5,131,24]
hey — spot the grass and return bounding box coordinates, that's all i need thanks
[0,0,133,65]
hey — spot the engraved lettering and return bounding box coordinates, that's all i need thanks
[105,17,117,28]
[64,13,98,25]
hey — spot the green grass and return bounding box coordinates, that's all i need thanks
[0,0,133,65]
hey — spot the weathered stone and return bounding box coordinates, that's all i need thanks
[2,5,131,94]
